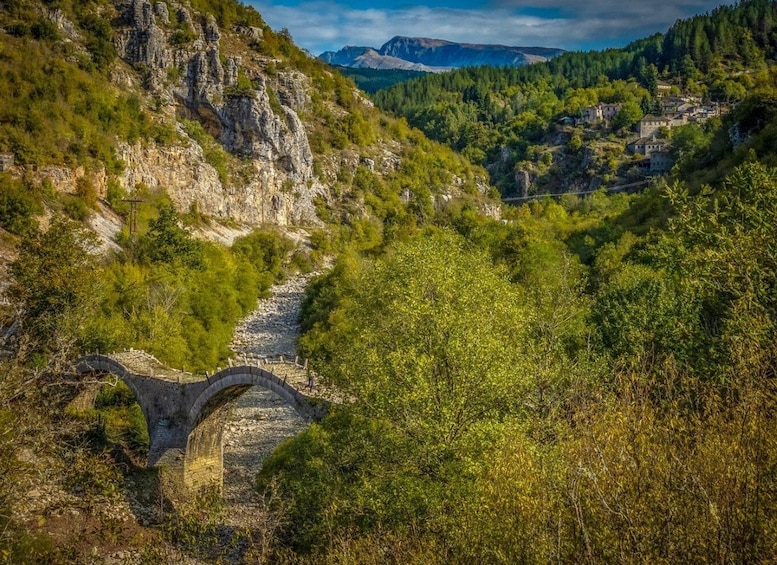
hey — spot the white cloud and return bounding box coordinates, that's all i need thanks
[247,0,727,55]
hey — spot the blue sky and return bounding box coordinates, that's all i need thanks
[246,0,728,55]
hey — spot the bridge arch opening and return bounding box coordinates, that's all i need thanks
[221,386,308,499]
[183,367,319,489]
[67,367,153,468]
[92,379,150,458]
[184,384,253,489]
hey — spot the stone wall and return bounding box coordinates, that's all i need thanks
[76,354,326,494]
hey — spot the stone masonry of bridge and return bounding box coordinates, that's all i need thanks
[75,350,328,490]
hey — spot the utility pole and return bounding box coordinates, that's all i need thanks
[123,198,145,236]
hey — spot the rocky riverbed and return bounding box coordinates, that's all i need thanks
[230,274,312,358]
[221,274,315,522]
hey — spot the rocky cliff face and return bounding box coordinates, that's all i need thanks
[112,0,325,226]
[15,0,494,231]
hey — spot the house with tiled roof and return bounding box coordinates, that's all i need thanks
[577,103,623,125]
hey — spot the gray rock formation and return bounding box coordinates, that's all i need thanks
[237,25,263,44]
[115,0,169,73]
[277,71,310,111]
[204,14,220,44]
[515,169,531,197]
[185,48,224,104]
[175,4,194,31]
[220,91,313,181]
[48,8,81,39]
[112,0,324,227]
[224,56,240,86]
[153,1,170,24]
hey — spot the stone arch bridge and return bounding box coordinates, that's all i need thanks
[75,350,327,490]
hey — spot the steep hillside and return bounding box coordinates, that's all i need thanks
[374,0,777,196]
[0,0,493,233]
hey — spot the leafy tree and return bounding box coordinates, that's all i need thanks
[320,230,530,445]
[667,162,777,379]
[263,231,535,551]
[140,204,204,269]
[0,174,42,235]
[611,100,644,131]
[231,229,294,281]
[9,218,98,356]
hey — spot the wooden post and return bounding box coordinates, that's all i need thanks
[123,197,145,237]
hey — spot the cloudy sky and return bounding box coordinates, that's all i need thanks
[246,0,728,55]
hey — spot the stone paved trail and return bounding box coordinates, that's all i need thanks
[221,274,315,526]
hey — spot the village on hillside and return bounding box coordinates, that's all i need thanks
[571,82,725,175]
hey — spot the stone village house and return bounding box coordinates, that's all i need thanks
[577,103,623,125]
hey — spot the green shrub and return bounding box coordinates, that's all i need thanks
[62,194,91,221]
[0,175,42,234]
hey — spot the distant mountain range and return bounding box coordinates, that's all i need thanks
[319,36,565,72]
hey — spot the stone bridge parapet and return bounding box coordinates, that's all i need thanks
[75,351,328,490]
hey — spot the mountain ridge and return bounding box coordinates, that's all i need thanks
[320,35,565,72]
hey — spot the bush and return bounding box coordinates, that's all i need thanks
[0,175,42,234]
[62,194,92,221]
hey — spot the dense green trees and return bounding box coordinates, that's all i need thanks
[141,204,205,269]
[261,231,537,552]
[374,65,652,192]
[371,0,777,193]
[612,100,644,130]
[84,207,296,371]
[0,174,44,235]
[259,162,777,562]
[1,195,299,373]
[318,231,529,440]
[336,66,429,94]
[9,218,99,358]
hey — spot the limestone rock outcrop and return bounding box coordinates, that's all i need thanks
[112,0,322,226]
[277,71,311,111]
[220,92,313,181]
[115,0,170,71]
